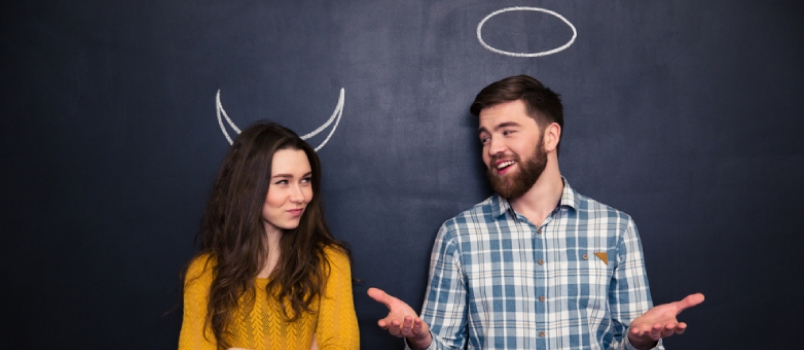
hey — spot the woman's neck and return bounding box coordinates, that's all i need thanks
[257,226,283,279]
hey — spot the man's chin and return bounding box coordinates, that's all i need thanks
[490,180,517,198]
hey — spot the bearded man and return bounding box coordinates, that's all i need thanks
[369,75,704,350]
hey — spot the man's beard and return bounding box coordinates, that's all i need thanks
[486,137,547,199]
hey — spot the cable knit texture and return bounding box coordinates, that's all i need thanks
[179,247,359,350]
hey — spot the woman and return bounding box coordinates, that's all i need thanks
[179,122,359,350]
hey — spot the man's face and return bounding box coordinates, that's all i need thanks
[478,99,547,199]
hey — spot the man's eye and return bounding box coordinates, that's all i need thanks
[502,130,513,136]
[480,137,490,144]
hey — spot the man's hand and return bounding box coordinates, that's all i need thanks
[627,293,705,350]
[367,287,433,350]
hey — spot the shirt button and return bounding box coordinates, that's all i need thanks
[539,296,546,302]
[538,259,544,265]
[539,331,545,337]
[537,228,542,234]
[582,254,588,260]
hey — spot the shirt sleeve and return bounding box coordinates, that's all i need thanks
[315,247,360,349]
[623,333,662,350]
[609,218,664,350]
[178,255,217,350]
[409,222,468,350]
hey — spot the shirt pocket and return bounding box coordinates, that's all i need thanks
[564,249,613,318]
[587,249,615,320]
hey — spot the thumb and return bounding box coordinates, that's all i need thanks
[675,293,705,313]
[367,287,396,308]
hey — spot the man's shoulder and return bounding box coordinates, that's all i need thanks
[445,195,498,222]
[571,190,634,223]
[436,196,499,237]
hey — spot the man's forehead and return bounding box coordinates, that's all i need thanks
[478,109,537,132]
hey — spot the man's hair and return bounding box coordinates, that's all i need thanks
[470,75,564,154]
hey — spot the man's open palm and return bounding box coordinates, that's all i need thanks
[628,293,705,349]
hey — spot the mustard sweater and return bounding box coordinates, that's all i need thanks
[179,247,359,350]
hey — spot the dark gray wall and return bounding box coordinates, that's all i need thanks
[2,0,802,348]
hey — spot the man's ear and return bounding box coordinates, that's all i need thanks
[544,122,562,152]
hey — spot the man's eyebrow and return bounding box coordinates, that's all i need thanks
[496,121,521,129]
[478,121,522,134]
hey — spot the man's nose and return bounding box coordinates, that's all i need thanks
[487,137,507,157]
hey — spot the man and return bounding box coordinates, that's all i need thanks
[369,75,704,350]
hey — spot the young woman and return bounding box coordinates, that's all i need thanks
[179,122,358,350]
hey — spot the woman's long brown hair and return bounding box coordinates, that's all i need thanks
[188,121,348,348]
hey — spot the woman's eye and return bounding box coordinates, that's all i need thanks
[274,180,288,185]
[301,177,312,183]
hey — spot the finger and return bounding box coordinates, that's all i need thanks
[412,318,424,335]
[388,319,402,337]
[377,319,388,329]
[674,293,705,313]
[388,327,401,337]
[367,287,396,308]
[630,324,647,337]
[650,323,662,340]
[660,323,677,338]
[400,316,415,337]
[675,322,688,335]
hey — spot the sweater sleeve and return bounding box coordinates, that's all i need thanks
[315,247,360,349]
[178,255,218,350]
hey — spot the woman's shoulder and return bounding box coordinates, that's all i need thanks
[322,245,351,269]
[185,253,217,281]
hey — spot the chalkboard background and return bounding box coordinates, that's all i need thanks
[2,0,803,348]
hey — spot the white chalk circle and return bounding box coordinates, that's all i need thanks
[477,6,577,58]
[216,88,345,152]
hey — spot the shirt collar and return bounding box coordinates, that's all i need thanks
[491,177,580,218]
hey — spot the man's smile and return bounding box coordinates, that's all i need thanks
[493,158,517,174]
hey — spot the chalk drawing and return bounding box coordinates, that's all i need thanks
[216,88,345,152]
[216,90,242,144]
[477,6,577,58]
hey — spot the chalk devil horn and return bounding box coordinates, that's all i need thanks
[215,88,345,151]
[216,89,242,145]
[300,88,345,152]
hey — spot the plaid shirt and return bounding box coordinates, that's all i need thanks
[414,179,660,350]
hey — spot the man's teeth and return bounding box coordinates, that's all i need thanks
[497,160,516,169]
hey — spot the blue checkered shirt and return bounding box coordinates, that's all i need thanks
[413,180,661,350]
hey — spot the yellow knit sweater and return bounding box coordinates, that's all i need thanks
[178,247,359,350]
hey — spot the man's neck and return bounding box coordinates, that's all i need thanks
[508,166,563,227]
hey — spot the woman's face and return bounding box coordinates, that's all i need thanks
[262,148,314,234]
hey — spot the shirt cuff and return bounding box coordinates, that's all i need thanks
[623,331,661,350]
[403,331,437,350]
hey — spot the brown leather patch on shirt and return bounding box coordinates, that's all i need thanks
[593,252,608,265]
